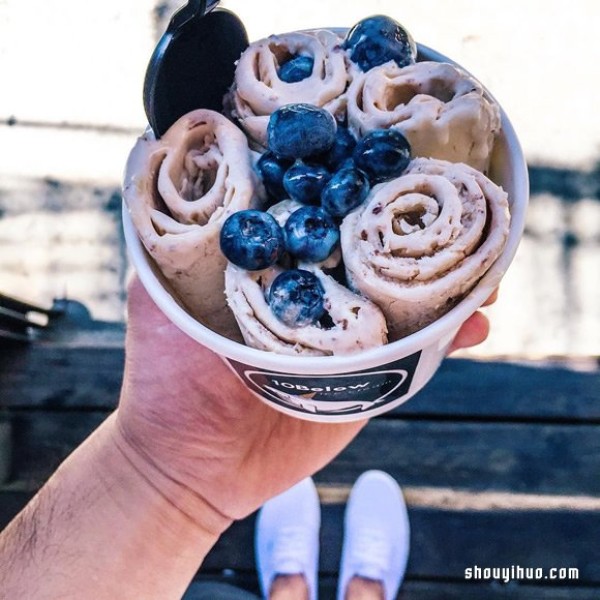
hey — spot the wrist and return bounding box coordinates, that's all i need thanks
[101,411,234,541]
[79,413,233,597]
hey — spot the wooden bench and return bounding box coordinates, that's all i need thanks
[1,302,599,599]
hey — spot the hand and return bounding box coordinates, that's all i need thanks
[117,276,364,523]
[116,277,494,525]
[447,288,498,353]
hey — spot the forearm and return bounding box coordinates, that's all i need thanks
[0,412,232,600]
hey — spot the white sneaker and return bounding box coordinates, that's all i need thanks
[255,478,320,600]
[337,471,410,600]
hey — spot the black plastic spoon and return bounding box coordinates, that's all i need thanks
[143,0,249,138]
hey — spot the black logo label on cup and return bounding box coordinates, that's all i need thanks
[227,352,421,416]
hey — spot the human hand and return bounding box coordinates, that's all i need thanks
[448,288,498,353]
[115,277,494,526]
[116,276,365,524]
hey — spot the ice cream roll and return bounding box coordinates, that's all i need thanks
[346,61,501,172]
[224,263,388,356]
[226,30,349,148]
[123,109,260,342]
[340,157,510,340]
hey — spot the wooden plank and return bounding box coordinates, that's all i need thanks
[1,342,599,421]
[318,485,600,512]
[318,419,600,496]
[0,489,33,530]
[7,410,110,483]
[0,329,30,343]
[405,507,597,583]
[4,410,600,496]
[395,582,600,600]
[187,576,600,600]
[0,344,123,409]
[399,358,600,421]
[202,504,599,585]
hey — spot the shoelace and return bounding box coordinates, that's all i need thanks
[271,526,313,570]
[349,527,391,578]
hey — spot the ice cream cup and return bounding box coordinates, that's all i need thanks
[122,41,528,423]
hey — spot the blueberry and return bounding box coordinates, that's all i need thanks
[321,166,371,218]
[283,160,331,205]
[338,157,357,171]
[220,210,284,270]
[284,205,340,262]
[321,125,357,170]
[267,104,337,160]
[268,269,326,327]
[344,15,417,71]
[257,151,293,200]
[279,55,314,83]
[353,129,411,183]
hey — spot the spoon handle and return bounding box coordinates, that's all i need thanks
[168,0,219,32]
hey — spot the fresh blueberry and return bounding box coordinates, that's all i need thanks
[267,104,337,160]
[344,15,417,71]
[337,157,357,171]
[220,210,284,270]
[279,55,314,83]
[353,129,411,183]
[321,166,371,218]
[283,160,331,205]
[268,269,326,327]
[257,151,293,200]
[321,125,357,170]
[284,205,339,262]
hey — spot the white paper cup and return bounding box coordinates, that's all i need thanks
[123,42,528,423]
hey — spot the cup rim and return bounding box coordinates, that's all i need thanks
[122,42,529,376]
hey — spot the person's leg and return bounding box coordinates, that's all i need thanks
[255,478,320,600]
[268,574,310,600]
[337,471,410,600]
[344,576,384,600]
